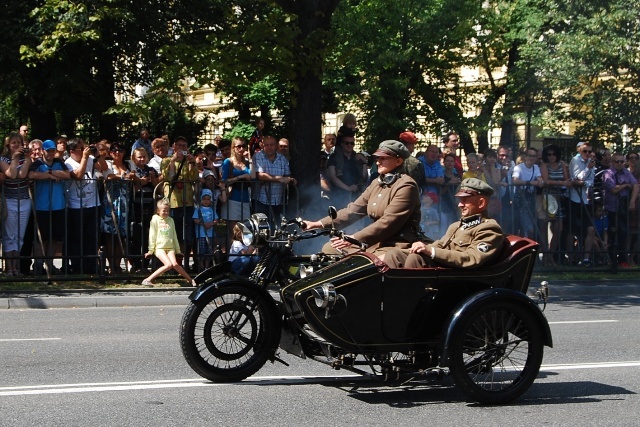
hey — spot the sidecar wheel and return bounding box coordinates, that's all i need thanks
[449,301,544,404]
[180,285,280,382]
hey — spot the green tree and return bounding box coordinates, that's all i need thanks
[519,0,640,147]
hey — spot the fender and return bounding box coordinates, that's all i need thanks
[192,261,232,287]
[189,275,261,302]
[439,288,553,367]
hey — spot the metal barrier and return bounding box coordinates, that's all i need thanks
[0,177,300,282]
[0,177,637,283]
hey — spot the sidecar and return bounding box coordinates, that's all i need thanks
[280,235,552,404]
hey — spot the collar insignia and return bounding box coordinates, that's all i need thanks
[461,214,483,230]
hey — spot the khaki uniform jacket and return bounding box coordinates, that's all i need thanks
[432,214,504,268]
[320,174,421,254]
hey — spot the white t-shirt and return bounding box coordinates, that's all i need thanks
[66,156,101,209]
[228,240,249,260]
[512,163,541,193]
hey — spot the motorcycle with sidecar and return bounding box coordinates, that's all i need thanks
[180,210,552,404]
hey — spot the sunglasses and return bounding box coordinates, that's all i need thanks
[581,150,592,153]
[234,145,246,148]
[614,160,626,164]
[547,152,556,156]
[111,149,124,153]
[629,156,639,160]
[342,141,356,146]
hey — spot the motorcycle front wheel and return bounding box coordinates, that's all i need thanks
[449,300,544,404]
[180,285,281,382]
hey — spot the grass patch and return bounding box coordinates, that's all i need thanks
[0,274,189,292]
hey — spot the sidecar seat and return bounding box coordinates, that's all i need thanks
[468,235,539,292]
[381,235,538,293]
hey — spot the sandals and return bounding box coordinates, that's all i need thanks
[141,279,154,287]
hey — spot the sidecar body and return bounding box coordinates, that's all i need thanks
[280,234,552,366]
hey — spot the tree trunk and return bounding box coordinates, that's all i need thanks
[280,0,340,216]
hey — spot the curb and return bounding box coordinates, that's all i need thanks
[0,288,193,310]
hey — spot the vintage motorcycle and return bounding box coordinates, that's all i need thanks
[180,209,552,404]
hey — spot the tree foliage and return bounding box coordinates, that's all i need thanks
[5,0,640,167]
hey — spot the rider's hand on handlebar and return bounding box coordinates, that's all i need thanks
[330,236,355,250]
[302,220,323,230]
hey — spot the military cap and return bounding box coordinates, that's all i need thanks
[455,178,494,197]
[373,140,411,159]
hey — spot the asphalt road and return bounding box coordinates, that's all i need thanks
[1,296,640,426]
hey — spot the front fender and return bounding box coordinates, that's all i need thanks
[439,288,553,367]
[189,276,258,302]
[192,261,232,287]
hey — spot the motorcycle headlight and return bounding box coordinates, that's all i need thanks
[238,213,271,247]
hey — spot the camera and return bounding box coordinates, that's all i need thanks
[88,145,98,156]
[502,165,510,170]
[182,150,189,156]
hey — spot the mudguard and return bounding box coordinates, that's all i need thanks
[192,261,232,287]
[189,275,260,302]
[439,288,553,367]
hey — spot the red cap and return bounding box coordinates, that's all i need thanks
[399,131,417,145]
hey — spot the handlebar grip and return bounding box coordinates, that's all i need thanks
[332,230,368,250]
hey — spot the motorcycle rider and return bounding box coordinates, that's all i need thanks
[385,177,504,268]
[303,140,422,262]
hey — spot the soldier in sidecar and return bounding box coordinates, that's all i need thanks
[385,177,503,268]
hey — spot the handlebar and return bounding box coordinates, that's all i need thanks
[283,216,366,249]
[331,230,368,251]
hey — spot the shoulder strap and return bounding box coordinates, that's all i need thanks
[167,159,186,201]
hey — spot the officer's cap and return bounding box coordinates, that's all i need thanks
[455,178,494,197]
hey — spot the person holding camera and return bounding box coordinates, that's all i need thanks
[66,138,109,274]
[160,136,199,270]
[568,141,597,266]
[0,133,32,276]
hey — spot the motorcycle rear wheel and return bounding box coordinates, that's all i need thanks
[180,285,280,382]
[449,300,544,404]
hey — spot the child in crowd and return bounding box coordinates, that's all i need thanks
[592,202,610,265]
[462,153,486,181]
[228,223,257,275]
[342,113,357,131]
[192,189,218,271]
[142,198,194,287]
[420,191,440,239]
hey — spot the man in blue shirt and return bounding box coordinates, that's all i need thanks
[29,139,71,274]
[131,129,153,159]
[420,144,444,194]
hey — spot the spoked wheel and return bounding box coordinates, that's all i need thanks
[450,301,544,404]
[180,285,281,382]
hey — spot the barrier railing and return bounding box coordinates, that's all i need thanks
[0,177,637,282]
[0,177,300,282]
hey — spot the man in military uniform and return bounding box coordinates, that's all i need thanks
[385,178,504,268]
[303,140,422,260]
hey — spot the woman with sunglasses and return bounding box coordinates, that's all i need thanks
[220,137,255,247]
[0,132,32,276]
[540,144,571,265]
[303,140,422,265]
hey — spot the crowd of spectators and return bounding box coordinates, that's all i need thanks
[0,124,298,279]
[2,121,639,281]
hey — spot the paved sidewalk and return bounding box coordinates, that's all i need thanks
[1,279,639,310]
